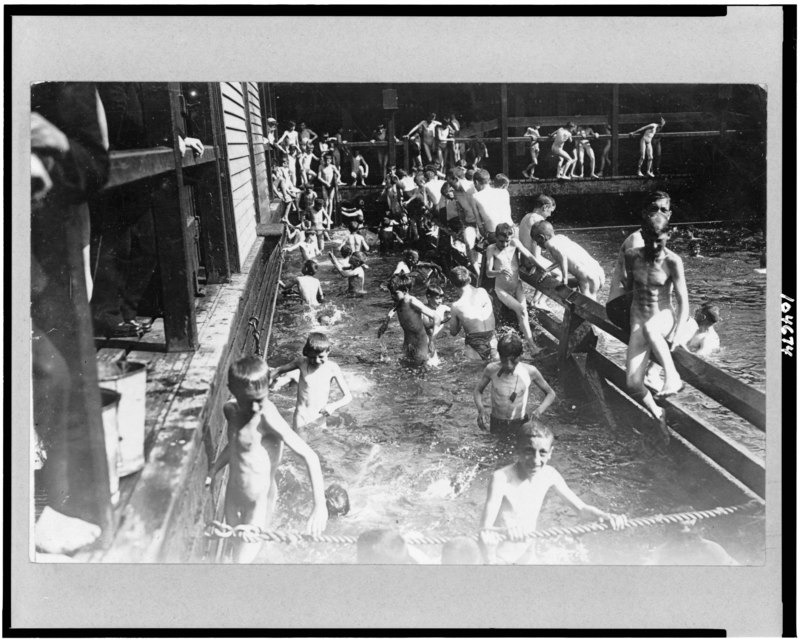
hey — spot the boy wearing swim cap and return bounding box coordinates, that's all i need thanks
[206,355,328,563]
[479,422,626,564]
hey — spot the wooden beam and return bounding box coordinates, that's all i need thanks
[106,148,174,188]
[505,112,729,129]
[587,349,765,498]
[500,83,509,176]
[611,84,620,177]
[388,111,397,171]
[240,83,263,225]
[403,136,410,172]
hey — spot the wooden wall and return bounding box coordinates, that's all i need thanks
[220,82,258,263]
[245,82,271,221]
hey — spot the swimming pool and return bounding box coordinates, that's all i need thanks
[239,223,766,565]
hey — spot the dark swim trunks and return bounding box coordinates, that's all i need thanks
[464,330,496,361]
[605,292,633,336]
[490,414,529,437]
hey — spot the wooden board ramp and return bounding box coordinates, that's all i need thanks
[520,268,766,499]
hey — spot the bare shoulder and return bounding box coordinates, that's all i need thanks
[223,400,238,420]
[483,361,501,377]
[665,249,684,268]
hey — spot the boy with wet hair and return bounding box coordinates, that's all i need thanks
[485,223,541,355]
[281,260,325,307]
[682,302,721,357]
[325,483,351,518]
[531,221,606,300]
[473,332,555,436]
[269,332,352,434]
[328,250,370,295]
[206,355,328,563]
[479,422,626,564]
[623,212,688,443]
[283,228,321,263]
[448,265,499,362]
[380,273,439,365]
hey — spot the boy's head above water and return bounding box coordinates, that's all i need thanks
[426,285,444,304]
[532,194,556,217]
[325,483,351,518]
[302,332,331,365]
[695,302,721,326]
[497,332,524,366]
[449,266,472,288]
[301,260,318,276]
[388,273,414,300]
[515,421,555,476]
[403,249,419,266]
[641,191,672,220]
[228,355,270,404]
[531,220,555,247]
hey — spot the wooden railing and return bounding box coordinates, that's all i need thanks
[518,267,766,498]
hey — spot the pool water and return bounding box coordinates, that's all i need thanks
[244,224,765,565]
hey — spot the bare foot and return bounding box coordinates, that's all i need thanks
[591,173,600,179]
[522,170,530,178]
[651,406,671,448]
[656,380,684,400]
[35,506,101,555]
[646,171,655,177]
[637,171,644,177]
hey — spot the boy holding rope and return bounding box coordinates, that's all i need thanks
[479,422,626,564]
[206,355,328,563]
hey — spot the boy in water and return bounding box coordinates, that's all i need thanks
[339,220,371,255]
[280,260,325,307]
[206,355,328,563]
[623,212,688,443]
[380,273,439,365]
[485,223,541,355]
[479,422,626,564]
[682,302,721,357]
[631,116,666,177]
[283,228,321,263]
[531,221,606,300]
[522,124,541,180]
[420,285,451,357]
[473,333,555,437]
[269,333,352,434]
[550,122,577,179]
[393,249,443,288]
[378,217,404,255]
[448,266,499,362]
[328,250,369,295]
[518,195,557,309]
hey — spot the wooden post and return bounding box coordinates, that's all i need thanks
[388,111,397,171]
[500,83,509,176]
[611,84,620,177]
[403,136,410,172]
[150,83,199,352]
[241,83,263,225]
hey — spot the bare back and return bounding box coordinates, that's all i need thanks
[451,285,496,335]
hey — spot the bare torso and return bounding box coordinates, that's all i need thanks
[452,286,496,335]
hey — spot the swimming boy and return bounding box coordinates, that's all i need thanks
[631,116,666,177]
[682,302,721,357]
[281,260,324,307]
[531,221,606,300]
[206,355,328,563]
[473,333,555,437]
[605,191,673,334]
[382,273,440,364]
[328,250,369,295]
[522,124,541,180]
[484,223,541,355]
[269,332,352,434]
[623,212,688,442]
[448,266,499,361]
[479,422,626,564]
[550,122,577,179]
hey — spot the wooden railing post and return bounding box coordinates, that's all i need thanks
[500,83,509,176]
[611,84,620,177]
[388,111,397,171]
[403,136,410,172]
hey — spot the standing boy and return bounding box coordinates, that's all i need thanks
[206,355,328,563]
[479,422,626,564]
[380,273,440,365]
[473,333,555,436]
[448,266,499,362]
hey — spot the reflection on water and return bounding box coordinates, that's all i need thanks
[251,224,765,565]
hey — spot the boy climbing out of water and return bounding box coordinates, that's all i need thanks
[479,422,626,564]
[379,273,440,365]
[448,266,499,362]
[631,116,665,177]
[328,250,369,295]
[517,195,556,308]
[473,333,555,437]
[206,355,328,563]
[269,333,352,435]
[623,211,688,444]
[280,260,325,307]
[485,223,541,356]
[530,220,606,300]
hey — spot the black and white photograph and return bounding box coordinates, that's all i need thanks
[9,7,790,635]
